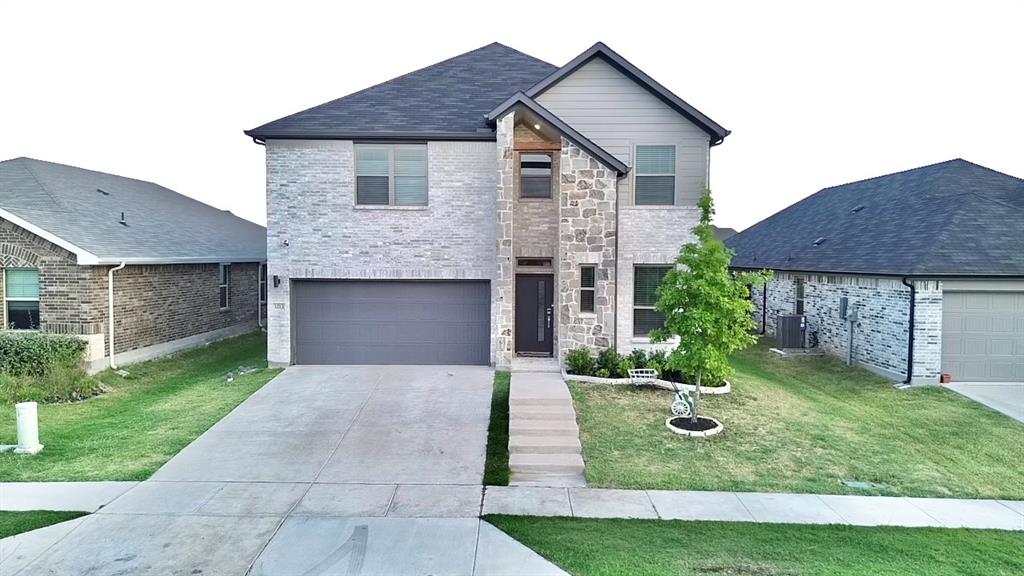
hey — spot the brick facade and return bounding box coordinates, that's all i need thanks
[1,216,262,361]
[751,272,943,383]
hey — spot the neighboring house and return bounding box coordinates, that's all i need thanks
[246,42,729,368]
[0,157,267,371]
[713,226,737,241]
[727,159,1024,384]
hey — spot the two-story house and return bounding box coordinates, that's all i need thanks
[246,42,729,369]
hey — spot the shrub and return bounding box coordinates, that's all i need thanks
[596,348,623,378]
[595,368,610,379]
[618,358,635,377]
[627,349,648,370]
[565,348,596,376]
[0,365,104,404]
[647,349,668,375]
[0,332,88,377]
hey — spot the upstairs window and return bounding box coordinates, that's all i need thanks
[633,265,671,336]
[635,145,676,205]
[580,265,596,313]
[4,268,40,330]
[355,144,428,206]
[520,153,552,198]
[219,264,231,310]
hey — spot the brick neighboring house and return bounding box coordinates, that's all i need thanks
[245,42,730,368]
[727,159,1024,385]
[0,157,267,371]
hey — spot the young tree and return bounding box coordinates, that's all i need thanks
[651,189,771,424]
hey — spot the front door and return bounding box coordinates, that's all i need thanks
[515,274,554,356]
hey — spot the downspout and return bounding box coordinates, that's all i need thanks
[900,277,915,385]
[107,262,126,369]
[257,262,264,329]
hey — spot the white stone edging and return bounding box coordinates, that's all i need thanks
[562,371,732,395]
[665,416,724,437]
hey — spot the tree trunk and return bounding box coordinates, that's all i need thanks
[692,370,702,424]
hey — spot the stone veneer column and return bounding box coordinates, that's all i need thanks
[493,113,516,369]
[557,138,617,360]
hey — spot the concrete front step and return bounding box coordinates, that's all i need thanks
[509,473,588,487]
[510,435,582,455]
[510,420,580,437]
[510,397,574,408]
[509,453,585,475]
[510,406,577,421]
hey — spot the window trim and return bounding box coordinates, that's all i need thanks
[519,152,553,199]
[218,263,231,311]
[580,265,596,314]
[633,264,672,337]
[633,144,677,206]
[3,267,41,330]
[354,143,429,207]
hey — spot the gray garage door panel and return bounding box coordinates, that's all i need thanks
[293,281,490,365]
[942,292,1024,382]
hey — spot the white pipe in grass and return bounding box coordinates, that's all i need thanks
[14,402,43,454]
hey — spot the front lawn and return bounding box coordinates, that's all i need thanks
[0,332,279,481]
[571,338,1024,499]
[0,510,88,539]
[488,515,1024,576]
[484,371,511,486]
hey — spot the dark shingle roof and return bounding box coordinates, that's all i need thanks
[726,159,1024,277]
[0,157,266,265]
[245,43,556,140]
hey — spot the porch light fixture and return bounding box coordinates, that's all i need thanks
[533,123,541,130]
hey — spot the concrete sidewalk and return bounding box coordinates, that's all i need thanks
[483,486,1024,531]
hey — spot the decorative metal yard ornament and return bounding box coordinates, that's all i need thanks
[670,389,695,417]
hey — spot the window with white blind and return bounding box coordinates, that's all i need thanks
[633,265,671,336]
[634,145,676,205]
[4,268,40,330]
[520,153,552,198]
[355,144,428,206]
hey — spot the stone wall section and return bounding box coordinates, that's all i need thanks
[556,139,617,357]
[751,272,942,383]
[493,114,516,368]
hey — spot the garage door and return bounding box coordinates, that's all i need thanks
[942,292,1024,382]
[293,281,490,365]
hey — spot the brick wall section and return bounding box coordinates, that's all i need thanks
[265,138,498,365]
[615,207,700,352]
[751,272,942,383]
[556,139,617,357]
[2,217,261,355]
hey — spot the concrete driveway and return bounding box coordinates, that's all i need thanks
[945,382,1024,424]
[5,365,567,576]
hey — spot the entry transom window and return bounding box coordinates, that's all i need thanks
[580,265,596,313]
[635,145,676,205]
[520,153,552,198]
[4,268,40,330]
[356,144,428,206]
[219,264,231,310]
[634,266,671,336]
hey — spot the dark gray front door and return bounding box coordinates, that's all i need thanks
[292,280,490,365]
[515,274,554,356]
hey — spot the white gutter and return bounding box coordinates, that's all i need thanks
[107,262,126,369]
[0,208,101,264]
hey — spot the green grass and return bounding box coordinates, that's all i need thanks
[484,370,511,485]
[487,516,1024,576]
[570,338,1024,499]
[0,510,88,539]
[0,332,280,481]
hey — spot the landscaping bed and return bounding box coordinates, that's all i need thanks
[0,332,279,482]
[569,338,1024,499]
[488,515,1024,576]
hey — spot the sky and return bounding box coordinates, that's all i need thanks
[1,1,1022,231]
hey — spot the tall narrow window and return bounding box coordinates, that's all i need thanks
[634,145,676,205]
[580,265,596,313]
[219,264,231,310]
[355,144,428,206]
[795,277,805,315]
[520,153,552,198]
[4,268,40,330]
[259,264,267,304]
[633,265,671,336]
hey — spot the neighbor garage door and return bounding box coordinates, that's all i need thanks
[292,280,490,365]
[942,292,1024,382]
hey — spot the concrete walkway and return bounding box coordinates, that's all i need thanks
[483,486,1024,530]
[945,382,1024,423]
[0,365,568,576]
[0,481,138,512]
[508,364,586,487]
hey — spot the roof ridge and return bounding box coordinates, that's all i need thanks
[12,156,164,189]
[246,43,552,135]
[818,158,967,192]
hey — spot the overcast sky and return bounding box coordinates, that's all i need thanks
[1,1,1021,230]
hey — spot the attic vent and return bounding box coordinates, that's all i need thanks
[97,188,110,196]
[850,205,865,214]
[813,237,827,246]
